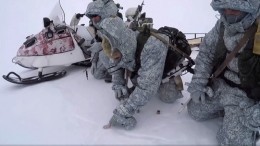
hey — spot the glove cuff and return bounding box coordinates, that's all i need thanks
[114,100,136,117]
[112,84,127,90]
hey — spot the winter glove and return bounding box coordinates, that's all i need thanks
[109,109,137,130]
[190,91,206,103]
[109,101,137,130]
[76,13,84,19]
[112,84,129,101]
[239,103,260,131]
[190,86,214,104]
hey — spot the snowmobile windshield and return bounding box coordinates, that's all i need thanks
[49,1,66,25]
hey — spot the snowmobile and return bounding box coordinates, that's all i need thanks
[3,1,95,84]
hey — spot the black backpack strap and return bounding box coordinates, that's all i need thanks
[132,27,151,77]
[212,23,257,80]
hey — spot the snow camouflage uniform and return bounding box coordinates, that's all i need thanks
[86,0,185,130]
[85,0,118,81]
[187,0,260,145]
[88,41,110,80]
[69,14,109,80]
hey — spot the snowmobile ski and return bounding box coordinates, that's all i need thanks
[72,59,92,67]
[3,70,66,84]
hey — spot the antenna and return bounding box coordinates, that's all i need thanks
[59,0,66,23]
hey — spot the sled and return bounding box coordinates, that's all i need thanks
[185,33,206,48]
[188,37,204,48]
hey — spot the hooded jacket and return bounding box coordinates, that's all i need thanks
[188,0,260,101]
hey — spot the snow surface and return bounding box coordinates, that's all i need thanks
[0,0,259,145]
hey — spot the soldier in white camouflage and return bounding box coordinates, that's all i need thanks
[187,0,260,145]
[84,0,125,82]
[89,0,118,82]
[86,28,112,82]
[85,0,185,130]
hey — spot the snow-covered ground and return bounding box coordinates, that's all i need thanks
[1,0,258,145]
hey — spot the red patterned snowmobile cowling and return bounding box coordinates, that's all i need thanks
[17,27,75,56]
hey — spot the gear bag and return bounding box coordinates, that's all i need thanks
[134,26,192,79]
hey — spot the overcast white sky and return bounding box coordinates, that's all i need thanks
[1,0,217,36]
[0,0,217,70]
[0,0,218,74]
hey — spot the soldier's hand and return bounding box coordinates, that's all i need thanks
[112,84,129,100]
[109,107,137,130]
[190,90,206,103]
[76,13,85,19]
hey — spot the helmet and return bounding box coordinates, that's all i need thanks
[211,0,260,14]
[211,0,260,33]
[125,7,138,21]
[125,7,153,29]
[86,0,104,18]
[85,0,118,29]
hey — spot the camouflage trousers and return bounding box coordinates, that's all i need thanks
[187,78,257,145]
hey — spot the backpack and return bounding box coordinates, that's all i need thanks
[134,26,192,79]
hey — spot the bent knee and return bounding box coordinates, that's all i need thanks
[187,107,208,121]
[187,101,220,121]
[159,96,177,103]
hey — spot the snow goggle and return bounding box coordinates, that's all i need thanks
[87,14,99,19]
